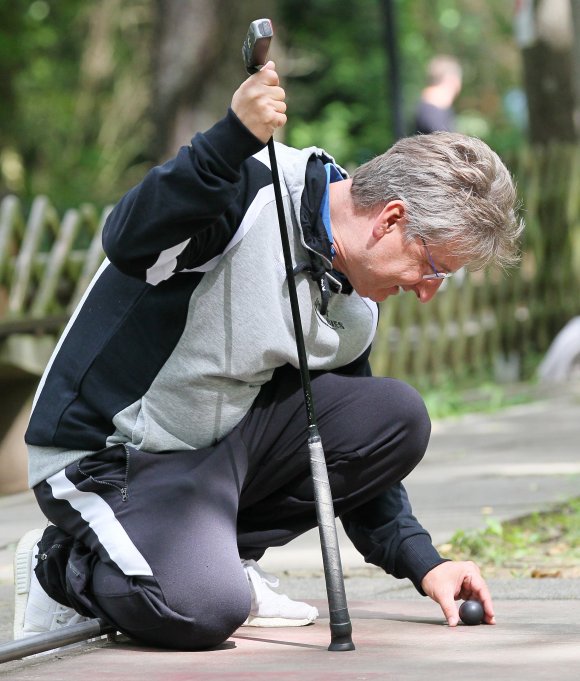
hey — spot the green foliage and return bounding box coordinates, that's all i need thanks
[279,0,524,167]
[0,0,152,210]
[278,0,389,167]
[0,1,88,202]
[420,380,538,421]
[0,1,528,210]
[444,498,580,569]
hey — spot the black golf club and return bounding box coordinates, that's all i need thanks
[243,18,355,652]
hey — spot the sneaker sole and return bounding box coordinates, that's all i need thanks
[13,529,44,640]
[242,615,316,627]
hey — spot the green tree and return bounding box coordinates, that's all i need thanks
[0,1,276,207]
[0,0,525,207]
[279,0,523,167]
[0,0,153,208]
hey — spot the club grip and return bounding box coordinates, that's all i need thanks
[308,434,355,651]
[242,18,273,74]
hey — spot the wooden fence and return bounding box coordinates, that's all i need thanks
[0,143,579,387]
[0,196,108,376]
[0,195,108,328]
[0,197,110,493]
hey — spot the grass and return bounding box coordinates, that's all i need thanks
[421,380,540,421]
[438,498,580,578]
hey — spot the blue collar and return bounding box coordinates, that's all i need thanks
[320,163,344,260]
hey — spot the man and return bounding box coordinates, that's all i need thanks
[15,62,522,650]
[414,55,463,135]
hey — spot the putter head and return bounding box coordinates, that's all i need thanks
[242,18,273,74]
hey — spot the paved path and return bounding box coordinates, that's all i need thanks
[0,383,579,679]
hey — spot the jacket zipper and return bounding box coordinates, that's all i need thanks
[36,542,67,561]
[76,445,130,502]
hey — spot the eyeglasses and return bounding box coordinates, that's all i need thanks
[421,238,452,280]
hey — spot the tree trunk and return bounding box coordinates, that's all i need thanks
[518,0,576,144]
[151,0,275,161]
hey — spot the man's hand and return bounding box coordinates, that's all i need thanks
[420,561,496,627]
[231,61,287,144]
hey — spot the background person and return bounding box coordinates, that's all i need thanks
[413,55,463,134]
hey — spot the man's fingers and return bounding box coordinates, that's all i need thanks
[267,85,286,103]
[421,560,497,628]
[483,605,496,625]
[259,61,279,83]
[439,596,460,627]
[260,59,276,72]
[231,61,287,143]
[274,113,287,129]
[460,573,496,625]
[473,590,496,625]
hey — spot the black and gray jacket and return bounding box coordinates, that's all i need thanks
[26,109,445,591]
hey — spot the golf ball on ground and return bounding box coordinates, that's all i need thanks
[459,600,484,625]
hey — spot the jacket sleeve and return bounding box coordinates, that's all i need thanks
[102,108,265,282]
[340,483,448,594]
[337,342,446,593]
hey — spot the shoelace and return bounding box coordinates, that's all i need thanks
[54,605,89,628]
[241,559,280,590]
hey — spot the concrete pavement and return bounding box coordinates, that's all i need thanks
[0,382,579,679]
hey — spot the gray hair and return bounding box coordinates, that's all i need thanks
[350,132,524,270]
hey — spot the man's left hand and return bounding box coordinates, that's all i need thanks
[420,561,496,627]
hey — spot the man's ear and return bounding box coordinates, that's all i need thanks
[372,200,406,238]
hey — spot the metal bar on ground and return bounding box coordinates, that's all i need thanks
[0,619,115,664]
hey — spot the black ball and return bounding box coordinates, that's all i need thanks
[459,600,484,626]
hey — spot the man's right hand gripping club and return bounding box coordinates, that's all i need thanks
[231,61,287,144]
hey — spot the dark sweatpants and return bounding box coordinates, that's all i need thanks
[33,366,430,650]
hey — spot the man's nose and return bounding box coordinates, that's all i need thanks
[415,279,444,303]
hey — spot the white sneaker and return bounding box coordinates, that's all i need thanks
[13,528,91,641]
[241,559,318,627]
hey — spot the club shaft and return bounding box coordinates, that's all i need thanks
[267,140,315,423]
[0,619,114,664]
[267,140,354,650]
